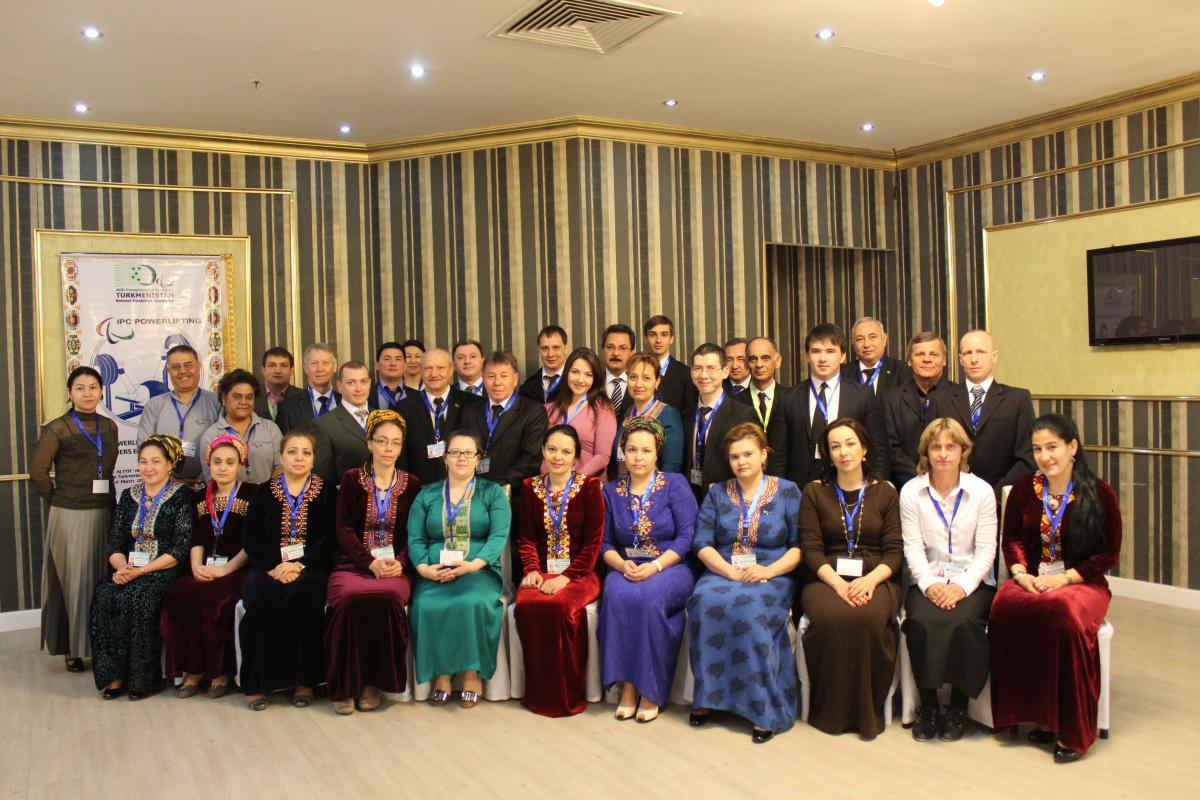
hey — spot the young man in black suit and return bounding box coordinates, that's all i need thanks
[942,329,1036,492]
[643,315,697,413]
[601,323,636,420]
[397,348,481,485]
[311,361,372,484]
[275,343,340,435]
[368,341,409,411]
[737,336,790,476]
[842,316,913,396]
[462,350,548,498]
[775,324,889,487]
[518,325,569,404]
[682,342,759,501]
[882,331,954,488]
[254,346,303,423]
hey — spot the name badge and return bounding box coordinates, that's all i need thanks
[206,556,228,567]
[92,479,110,494]
[371,545,395,561]
[615,448,626,462]
[625,547,656,559]
[439,548,465,566]
[730,552,757,569]
[476,457,491,474]
[128,551,152,567]
[933,560,968,579]
[426,442,446,459]
[689,468,703,486]
[547,558,570,575]
[280,543,304,562]
[836,557,864,578]
[181,441,198,458]
[1039,560,1065,576]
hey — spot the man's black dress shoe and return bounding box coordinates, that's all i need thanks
[1054,744,1083,764]
[939,706,967,742]
[912,706,938,741]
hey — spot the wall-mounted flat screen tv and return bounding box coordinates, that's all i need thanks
[1087,235,1200,345]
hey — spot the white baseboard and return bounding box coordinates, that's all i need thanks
[0,609,40,633]
[1109,576,1200,611]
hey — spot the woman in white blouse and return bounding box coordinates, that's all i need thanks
[899,417,997,743]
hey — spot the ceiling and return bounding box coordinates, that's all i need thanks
[2,0,1198,151]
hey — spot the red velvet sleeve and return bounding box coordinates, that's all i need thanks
[1071,480,1122,584]
[335,470,374,572]
[564,477,605,580]
[1001,475,1035,572]
[517,478,543,576]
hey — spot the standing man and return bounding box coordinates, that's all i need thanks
[842,316,913,396]
[369,341,409,411]
[137,343,222,481]
[774,324,888,487]
[643,315,697,412]
[739,336,790,475]
[398,348,481,485]
[463,351,548,497]
[942,329,1036,492]
[722,337,752,396]
[882,332,953,488]
[311,361,373,484]
[275,343,340,435]
[601,323,636,420]
[453,339,486,396]
[682,343,758,501]
[254,346,302,423]
[519,325,569,404]
[401,339,426,393]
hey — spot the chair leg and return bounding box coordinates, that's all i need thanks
[1100,729,1109,739]
[1009,724,1019,737]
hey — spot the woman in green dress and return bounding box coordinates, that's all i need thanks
[407,430,511,708]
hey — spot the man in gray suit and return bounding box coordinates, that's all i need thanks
[312,360,373,485]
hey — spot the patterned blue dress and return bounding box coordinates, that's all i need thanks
[688,477,802,732]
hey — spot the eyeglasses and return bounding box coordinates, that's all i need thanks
[371,438,404,448]
[446,449,479,460]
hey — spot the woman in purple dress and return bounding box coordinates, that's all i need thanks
[598,418,698,723]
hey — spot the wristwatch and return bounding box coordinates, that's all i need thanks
[1010,568,1027,580]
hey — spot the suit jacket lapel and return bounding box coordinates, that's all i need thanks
[334,406,365,441]
[951,384,973,429]
[974,382,1004,432]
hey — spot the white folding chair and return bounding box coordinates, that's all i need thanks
[897,608,994,729]
[507,599,602,703]
[665,610,798,709]
[795,612,900,727]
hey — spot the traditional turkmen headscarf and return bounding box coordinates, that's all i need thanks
[142,434,185,467]
[207,433,249,465]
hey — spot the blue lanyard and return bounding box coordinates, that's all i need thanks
[629,471,658,543]
[564,397,588,425]
[928,486,965,556]
[834,482,865,553]
[373,472,396,546]
[809,376,840,420]
[546,473,575,554]
[484,394,518,450]
[225,423,255,446]
[170,393,198,436]
[309,387,332,417]
[280,474,311,539]
[1041,478,1074,559]
[735,475,767,547]
[420,391,448,440]
[379,383,404,409]
[136,482,170,546]
[631,399,660,419]
[658,355,670,377]
[694,391,727,465]
[444,478,475,528]
[71,411,104,476]
[860,366,879,388]
[207,481,240,555]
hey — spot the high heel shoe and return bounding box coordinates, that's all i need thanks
[429,690,451,706]
[751,728,775,744]
[1054,743,1083,764]
[101,684,125,700]
[615,703,637,721]
[64,656,85,673]
[689,710,711,727]
[635,703,659,724]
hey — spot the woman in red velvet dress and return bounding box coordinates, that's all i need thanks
[325,410,422,715]
[990,414,1122,763]
[161,434,256,698]
[514,424,605,716]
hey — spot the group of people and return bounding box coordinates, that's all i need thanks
[31,314,1121,762]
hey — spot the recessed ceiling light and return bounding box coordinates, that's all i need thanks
[1029,70,1046,81]
[339,124,352,134]
[815,28,836,40]
[74,102,89,113]
[928,0,945,7]
[663,98,678,107]
[861,122,874,132]
[409,63,425,78]
[82,26,102,39]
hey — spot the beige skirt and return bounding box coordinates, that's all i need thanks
[40,506,110,658]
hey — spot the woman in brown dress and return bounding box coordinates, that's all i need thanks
[798,416,902,738]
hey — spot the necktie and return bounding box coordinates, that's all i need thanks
[355,409,368,429]
[731,384,743,396]
[610,378,624,412]
[433,396,445,413]
[316,395,329,417]
[970,385,985,428]
[862,368,876,389]
[696,406,712,466]
[810,382,828,446]
[470,384,480,395]
[758,391,769,424]
[492,404,503,418]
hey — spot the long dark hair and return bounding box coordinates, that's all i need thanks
[817,416,877,485]
[550,347,612,419]
[1032,414,1106,563]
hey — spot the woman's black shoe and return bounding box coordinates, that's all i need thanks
[912,706,938,741]
[101,685,126,700]
[64,657,85,673]
[128,691,148,701]
[688,711,711,727]
[751,728,774,744]
[939,706,967,742]
[1028,728,1056,745]
[1054,744,1082,763]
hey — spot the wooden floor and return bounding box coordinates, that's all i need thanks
[2,596,1198,799]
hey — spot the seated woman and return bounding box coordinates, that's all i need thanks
[687,422,802,743]
[599,418,697,723]
[798,417,902,739]
[90,435,194,700]
[544,347,616,478]
[990,413,1122,763]
[610,352,684,477]
[240,429,337,711]
[514,425,604,716]
[408,430,511,708]
[325,410,422,715]
[899,417,997,741]
[161,435,257,699]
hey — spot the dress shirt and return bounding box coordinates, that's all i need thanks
[310,386,336,416]
[458,379,485,396]
[965,376,995,400]
[425,388,451,430]
[342,400,370,429]
[807,375,842,456]
[606,370,627,400]
[899,470,998,595]
[751,380,777,427]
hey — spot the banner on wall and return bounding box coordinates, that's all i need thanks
[61,253,234,492]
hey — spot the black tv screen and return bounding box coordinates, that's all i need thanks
[1086,235,1200,345]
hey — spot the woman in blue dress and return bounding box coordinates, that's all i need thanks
[687,422,802,743]
[599,418,697,723]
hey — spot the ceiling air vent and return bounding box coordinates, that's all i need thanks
[491,0,680,55]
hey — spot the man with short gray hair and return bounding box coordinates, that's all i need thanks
[275,343,340,434]
[842,316,912,396]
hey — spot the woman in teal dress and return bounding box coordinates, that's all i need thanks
[407,430,511,708]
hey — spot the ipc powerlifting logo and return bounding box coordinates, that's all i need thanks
[113,263,175,302]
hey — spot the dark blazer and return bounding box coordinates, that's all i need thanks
[518,367,564,405]
[396,387,481,485]
[941,380,1037,491]
[734,383,791,477]
[721,378,754,400]
[254,384,303,423]
[462,395,549,495]
[311,405,369,485]
[275,387,340,435]
[882,379,953,489]
[657,357,698,414]
[775,378,889,487]
[681,394,759,501]
[368,380,408,412]
[841,355,913,397]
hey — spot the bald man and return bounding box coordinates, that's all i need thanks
[396,348,481,484]
[942,329,1036,492]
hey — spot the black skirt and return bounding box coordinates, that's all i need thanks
[902,583,995,697]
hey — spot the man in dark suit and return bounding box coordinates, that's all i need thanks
[397,348,481,485]
[518,325,568,404]
[942,329,1036,491]
[882,332,954,488]
[311,361,373,485]
[254,346,303,423]
[275,343,340,434]
[368,341,409,411]
[774,324,889,487]
[843,316,913,396]
[682,343,759,501]
[643,315,697,413]
[721,337,752,398]
[601,324,635,420]
[462,351,548,497]
[737,336,790,476]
